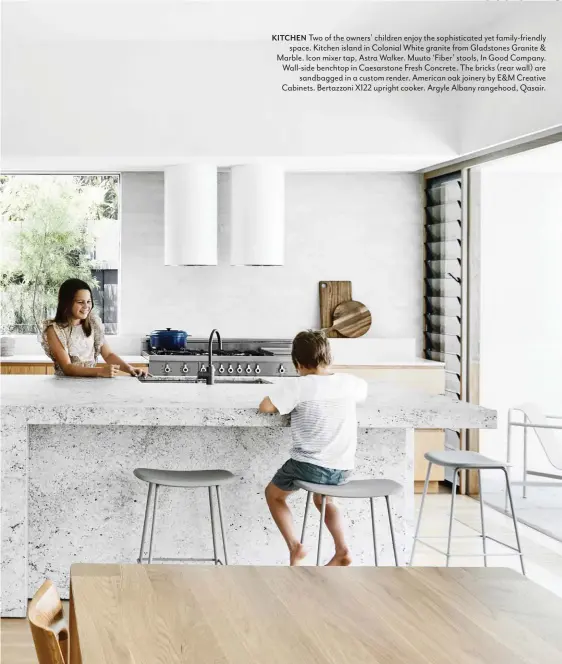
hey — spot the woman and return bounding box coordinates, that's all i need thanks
[41,278,147,378]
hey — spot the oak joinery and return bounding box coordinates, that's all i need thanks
[1,364,49,375]
[1,362,147,375]
[332,364,446,488]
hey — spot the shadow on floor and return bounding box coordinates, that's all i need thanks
[481,477,562,543]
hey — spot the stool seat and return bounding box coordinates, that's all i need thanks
[294,478,401,499]
[133,468,236,488]
[424,451,506,469]
[411,451,525,575]
[297,477,402,566]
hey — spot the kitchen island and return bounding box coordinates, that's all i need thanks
[1,375,495,616]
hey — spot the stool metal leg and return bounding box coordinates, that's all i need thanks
[369,497,378,566]
[477,470,488,567]
[138,482,154,563]
[505,417,512,514]
[446,469,459,567]
[215,486,229,565]
[385,496,399,566]
[523,422,528,499]
[410,462,432,565]
[208,486,218,565]
[148,484,160,564]
[316,495,326,566]
[301,492,311,544]
[502,467,526,575]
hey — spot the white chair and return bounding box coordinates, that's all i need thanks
[506,403,562,509]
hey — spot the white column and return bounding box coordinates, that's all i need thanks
[164,164,217,266]
[230,164,285,266]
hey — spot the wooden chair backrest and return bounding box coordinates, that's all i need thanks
[27,579,69,664]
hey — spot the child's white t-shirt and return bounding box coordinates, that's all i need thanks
[267,373,368,471]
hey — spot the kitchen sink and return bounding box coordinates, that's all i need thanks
[210,377,273,384]
[138,375,272,385]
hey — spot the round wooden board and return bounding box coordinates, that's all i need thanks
[331,300,372,337]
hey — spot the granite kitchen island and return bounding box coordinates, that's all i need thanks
[1,375,496,616]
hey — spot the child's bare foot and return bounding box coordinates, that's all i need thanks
[289,542,307,566]
[326,550,352,566]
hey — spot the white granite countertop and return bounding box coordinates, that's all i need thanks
[0,354,148,364]
[0,375,495,430]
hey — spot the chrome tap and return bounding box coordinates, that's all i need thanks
[204,329,222,385]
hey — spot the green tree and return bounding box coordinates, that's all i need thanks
[0,175,118,334]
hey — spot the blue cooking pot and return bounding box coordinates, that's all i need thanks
[149,328,189,351]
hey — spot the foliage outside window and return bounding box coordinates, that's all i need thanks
[0,174,120,334]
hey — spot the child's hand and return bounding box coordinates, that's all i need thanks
[259,397,278,414]
[127,365,148,377]
[98,364,119,378]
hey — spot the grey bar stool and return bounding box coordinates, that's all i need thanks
[410,451,525,574]
[295,478,402,566]
[134,468,236,565]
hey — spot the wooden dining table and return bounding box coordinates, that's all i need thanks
[69,563,562,663]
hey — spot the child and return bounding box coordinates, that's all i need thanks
[259,330,368,566]
[41,278,147,378]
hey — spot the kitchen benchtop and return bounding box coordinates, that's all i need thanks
[0,354,441,367]
[0,354,148,364]
[333,359,444,368]
[0,375,495,430]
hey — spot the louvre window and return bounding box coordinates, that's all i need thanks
[424,173,465,461]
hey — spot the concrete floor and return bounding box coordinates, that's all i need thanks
[481,475,562,543]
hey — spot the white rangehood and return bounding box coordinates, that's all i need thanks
[164,164,217,266]
[230,164,285,266]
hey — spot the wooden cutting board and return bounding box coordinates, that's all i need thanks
[319,281,352,338]
[331,300,372,337]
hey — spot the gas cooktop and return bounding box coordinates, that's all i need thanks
[141,337,297,377]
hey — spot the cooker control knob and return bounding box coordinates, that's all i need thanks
[164,364,171,374]
[218,364,225,374]
[181,364,189,374]
[227,364,234,374]
[278,364,286,375]
[236,364,243,374]
[245,365,252,374]
[255,365,261,375]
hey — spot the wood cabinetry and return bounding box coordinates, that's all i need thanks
[2,362,147,375]
[332,364,446,491]
[1,363,49,375]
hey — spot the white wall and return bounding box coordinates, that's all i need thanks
[120,171,423,345]
[479,169,562,471]
[459,4,562,154]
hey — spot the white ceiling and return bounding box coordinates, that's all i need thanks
[4,1,508,42]
[0,1,541,173]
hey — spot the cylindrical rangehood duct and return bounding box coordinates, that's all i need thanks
[230,164,285,266]
[164,164,217,266]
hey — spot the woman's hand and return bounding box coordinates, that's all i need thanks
[127,365,148,377]
[98,364,120,378]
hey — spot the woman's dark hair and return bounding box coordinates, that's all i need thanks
[54,279,94,336]
[291,330,332,369]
